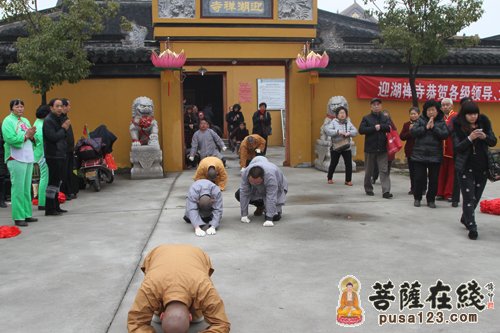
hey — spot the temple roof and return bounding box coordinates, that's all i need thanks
[339,0,377,23]
[1,1,499,77]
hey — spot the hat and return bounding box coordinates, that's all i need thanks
[370,97,382,104]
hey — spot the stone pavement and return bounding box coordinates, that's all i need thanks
[1,147,499,333]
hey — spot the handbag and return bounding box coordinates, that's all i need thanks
[487,150,500,182]
[331,123,350,152]
[386,127,403,155]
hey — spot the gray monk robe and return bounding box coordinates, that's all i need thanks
[186,179,223,228]
[190,128,225,159]
[239,156,288,218]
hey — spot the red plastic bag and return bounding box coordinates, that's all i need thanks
[58,192,66,204]
[104,153,118,171]
[0,226,21,238]
[387,128,403,156]
[480,198,500,215]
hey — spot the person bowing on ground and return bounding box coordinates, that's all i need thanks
[235,156,288,227]
[128,244,230,332]
[194,156,227,191]
[184,179,223,237]
[238,134,266,171]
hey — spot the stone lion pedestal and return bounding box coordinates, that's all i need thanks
[130,145,164,179]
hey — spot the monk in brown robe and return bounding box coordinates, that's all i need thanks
[127,244,230,333]
[337,282,362,318]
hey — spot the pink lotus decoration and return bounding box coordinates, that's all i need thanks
[151,49,187,70]
[295,50,329,72]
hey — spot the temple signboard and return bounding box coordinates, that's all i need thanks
[202,0,272,18]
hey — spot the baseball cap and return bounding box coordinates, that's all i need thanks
[370,97,382,104]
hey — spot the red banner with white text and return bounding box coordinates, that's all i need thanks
[357,76,500,103]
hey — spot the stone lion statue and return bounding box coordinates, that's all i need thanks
[130,96,159,147]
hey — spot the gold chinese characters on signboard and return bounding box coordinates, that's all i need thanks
[202,0,272,18]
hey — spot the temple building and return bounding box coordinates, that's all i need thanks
[0,0,499,171]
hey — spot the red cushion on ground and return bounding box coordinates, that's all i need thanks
[0,226,21,238]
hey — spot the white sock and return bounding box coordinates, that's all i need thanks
[206,226,216,235]
[195,227,206,237]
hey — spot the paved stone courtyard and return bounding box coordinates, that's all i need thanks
[1,147,499,333]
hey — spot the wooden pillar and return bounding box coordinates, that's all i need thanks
[159,69,184,172]
[287,62,313,167]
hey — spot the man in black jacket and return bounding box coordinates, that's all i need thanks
[43,98,71,216]
[61,98,77,200]
[359,98,393,198]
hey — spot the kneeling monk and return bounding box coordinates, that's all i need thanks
[128,244,230,333]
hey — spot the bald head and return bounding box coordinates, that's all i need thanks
[162,302,190,333]
[207,166,218,181]
[198,195,213,218]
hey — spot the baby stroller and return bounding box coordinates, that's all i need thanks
[75,125,117,192]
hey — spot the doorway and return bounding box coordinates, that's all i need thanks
[183,73,225,133]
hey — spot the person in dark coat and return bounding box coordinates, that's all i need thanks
[399,106,424,195]
[452,101,497,240]
[43,98,71,216]
[410,99,449,208]
[60,98,77,200]
[252,102,272,155]
[359,98,393,198]
[226,103,244,151]
[184,105,198,148]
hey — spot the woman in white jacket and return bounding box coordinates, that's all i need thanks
[324,106,358,185]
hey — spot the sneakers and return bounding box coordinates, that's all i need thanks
[344,181,353,186]
[254,206,264,216]
[427,202,436,208]
[382,192,393,199]
[414,200,421,207]
[14,220,28,227]
[25,217,38,222]
[366,191,375,196]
